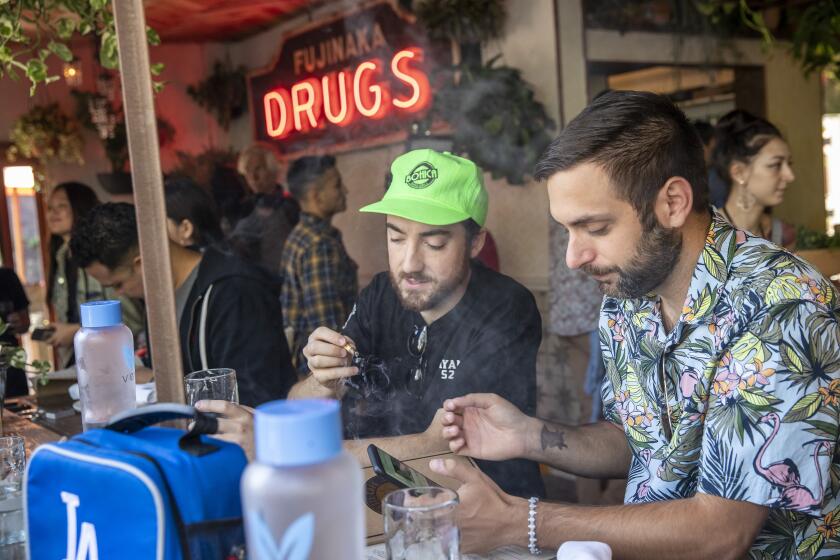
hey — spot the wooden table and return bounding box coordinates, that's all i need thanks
[2,397,82,457]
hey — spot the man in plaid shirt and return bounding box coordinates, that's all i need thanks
[281,155,358,375]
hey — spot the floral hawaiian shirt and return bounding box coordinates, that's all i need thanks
[600,212,840,559]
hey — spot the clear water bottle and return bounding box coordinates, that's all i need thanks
[242,399,364,560]
[74,301,136,430]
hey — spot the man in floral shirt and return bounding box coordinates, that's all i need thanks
[431,90,840,559]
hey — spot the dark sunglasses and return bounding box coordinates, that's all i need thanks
[406,325,428,397]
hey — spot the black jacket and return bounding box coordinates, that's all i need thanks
[179,247,295,406]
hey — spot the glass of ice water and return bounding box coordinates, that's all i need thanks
[0,435,25,559]
[384,487,460,560]
[184,368,239,406]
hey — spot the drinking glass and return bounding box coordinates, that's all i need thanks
[384,487,460,560]
[184,368,239,406]
[0,435,25,559]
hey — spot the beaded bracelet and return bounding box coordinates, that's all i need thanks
[528,496,541,555]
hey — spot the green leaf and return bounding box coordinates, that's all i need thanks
[0,16,13,39]
[146,26,161,46]
[796,531,825,560]
[152,80,165,93]
[782,392,823,423]
[100,32,119,69]
[781,343,805,375]
[25,59,48,83]
[740,387,782,408]
[0,45,11,62]
[56,18,76,40]
[702,246,727,281]
[626,423,656,445]
[731,332,767,362]
[90,0,109,10]
[150,62,164,76]
[48,41,74,63]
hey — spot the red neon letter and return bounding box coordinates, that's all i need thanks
[322,71,354,126]
[391,48,430,112]
[263,89,292,138]
[353,60,390,119]
[291,78,322,132]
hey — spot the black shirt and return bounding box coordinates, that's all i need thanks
[342,263,545,498]
[0,268,28,346]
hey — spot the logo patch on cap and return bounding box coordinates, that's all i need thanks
[405,162,438,189]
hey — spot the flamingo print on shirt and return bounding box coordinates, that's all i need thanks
[754,413,831,513]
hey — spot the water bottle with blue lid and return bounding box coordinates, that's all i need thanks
[74,300,136,430]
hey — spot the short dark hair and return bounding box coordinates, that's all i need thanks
[711,110,783,186]
[534,90,708,230]
[70,203,139,270]
[286,155,337,200]
[462,218,481,244]
[164,175,223,248]
[692,120,715,146]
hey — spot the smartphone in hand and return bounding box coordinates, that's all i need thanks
[31,326,55,341]
[367,444,441,489]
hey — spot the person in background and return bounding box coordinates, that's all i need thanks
[45,182,143,368]
[281,155,357,375]
[164,176,225,251]
[0,267,31,396]
[712,110,797,248]
[228,145,300,278]
[71,203,296,407]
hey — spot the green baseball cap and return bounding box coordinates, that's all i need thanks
[360,149,488,227]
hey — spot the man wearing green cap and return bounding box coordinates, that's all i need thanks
[292,149,544,498]
[200,149,545,499]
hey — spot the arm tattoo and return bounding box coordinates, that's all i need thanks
[541,424,568,451]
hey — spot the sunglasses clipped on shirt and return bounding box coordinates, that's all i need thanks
[406,325,428,398]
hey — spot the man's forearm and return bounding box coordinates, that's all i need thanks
[522,418,631,479]
[501,494,766,560]
[288,375,337,399]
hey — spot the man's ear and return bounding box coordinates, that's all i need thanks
[654,177,694,229]
[469,229,487,259]
[131,253,142,272]
[180,220,194,244]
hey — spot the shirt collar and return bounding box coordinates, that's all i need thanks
[676,210,737,326]
[300,212,339,236]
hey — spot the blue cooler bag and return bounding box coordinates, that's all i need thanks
[25,404,248,560]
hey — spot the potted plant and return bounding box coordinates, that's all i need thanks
[187,59,247,130]
[0,319,50,429]
[72,83,175,195]
[415,0,555,185]
[796,226,840,280]
[6,103,85,178]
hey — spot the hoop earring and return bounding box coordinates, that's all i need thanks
[736,182,755,211]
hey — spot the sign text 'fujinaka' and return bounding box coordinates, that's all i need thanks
[248,2,437,155]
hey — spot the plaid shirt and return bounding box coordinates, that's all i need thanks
[281,213,358,374]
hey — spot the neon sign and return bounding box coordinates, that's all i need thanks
[263,48,431,139]
[248,2,438,156]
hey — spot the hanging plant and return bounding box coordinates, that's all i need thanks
[72,88,175,173]
[416,0,506,44]
[187,59,247,130]
[433,56,556,185]
[0,0,164,95]
[7,103,85,167]
[696,0,840,80]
